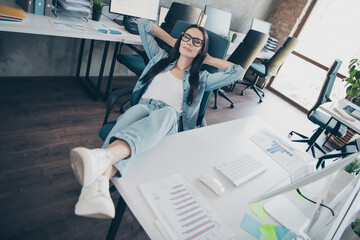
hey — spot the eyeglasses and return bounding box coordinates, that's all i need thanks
[181,32,204,47]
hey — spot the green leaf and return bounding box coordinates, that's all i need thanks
[356,72,360,79]
[350,69,357,78]
[346,86,352,95]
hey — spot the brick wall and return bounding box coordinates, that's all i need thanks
[268,0,309,50]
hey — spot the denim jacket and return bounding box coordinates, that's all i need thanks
[130,19,244,131]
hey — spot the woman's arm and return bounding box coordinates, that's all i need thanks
[203,53,235,71]
[138,19,165,60]
[150,22,177,48]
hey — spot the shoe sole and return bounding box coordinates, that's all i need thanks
[70,147,93,187]
[75,201,115,219]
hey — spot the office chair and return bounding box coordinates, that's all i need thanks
[288,59,347,158]
[237,36,298,103]
[160,2,202,35]
[315,139,359,169]
[100,20,231,139]
[213,29,269,109]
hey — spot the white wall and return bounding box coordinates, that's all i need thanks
[0,0,277,77]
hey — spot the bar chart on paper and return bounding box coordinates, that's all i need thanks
[250,129,313,173]
[139,174,235,240]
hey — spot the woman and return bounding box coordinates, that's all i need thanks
[70,19,244,219]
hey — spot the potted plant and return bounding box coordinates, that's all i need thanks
[92,0,103,21]
[341,217,360,240]
[343,58,360,106]
[344,158,360,175]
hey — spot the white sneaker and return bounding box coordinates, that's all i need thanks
[75,175,115,219]
[70,147,113,187]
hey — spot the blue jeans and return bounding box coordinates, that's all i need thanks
[102,98,180,176]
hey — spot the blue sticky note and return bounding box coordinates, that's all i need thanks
[275,226,290,239]
[109,30,122,34]
[97,29,108,34]
[240,213,262,239]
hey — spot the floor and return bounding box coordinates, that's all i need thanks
[0,76,319,240]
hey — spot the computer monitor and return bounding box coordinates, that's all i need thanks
[251,152,359,237]
[109,0,159,21]
[251,152,359,203]
[250,18,271,34]
[203,5,231,38]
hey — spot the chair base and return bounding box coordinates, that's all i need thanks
[288,129,327,158]
[213,89,234,109]
[239,81,265,103]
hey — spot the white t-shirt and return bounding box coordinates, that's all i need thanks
[141,71,183,113]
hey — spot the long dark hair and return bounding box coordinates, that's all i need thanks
[140,25,209,105]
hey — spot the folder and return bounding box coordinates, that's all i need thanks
[44,0,52,16]
[34,0,45,15]
[15,0,34,13]
[0,3,26,20]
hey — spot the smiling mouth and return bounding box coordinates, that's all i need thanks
[183,46,192,52]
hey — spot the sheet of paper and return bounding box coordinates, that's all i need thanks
[248,202,270,221]
[139,174,235,240]
[240,213,262,239]
[50,20,87,32]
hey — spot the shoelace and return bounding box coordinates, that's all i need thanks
[94,149,113,162]
[85,178,109,199]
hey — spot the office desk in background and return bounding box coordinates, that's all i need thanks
[0,0,142,100]
[319,98,360,134]
[111,116,340,239]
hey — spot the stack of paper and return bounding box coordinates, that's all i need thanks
[54,0,91,18]
[0,3,26,22]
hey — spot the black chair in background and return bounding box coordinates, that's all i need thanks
[160,2,202,34]
[236,36,298,103]
[214,29,269,108]
[288,59,347,157]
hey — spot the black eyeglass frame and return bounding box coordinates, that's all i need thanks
[181,32,204,47]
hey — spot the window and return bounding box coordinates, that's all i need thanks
[270,0,360,110]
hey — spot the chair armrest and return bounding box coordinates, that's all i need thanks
[103,88,133,126]
[124,44,149,65]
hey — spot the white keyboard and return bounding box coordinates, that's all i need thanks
[215,155,267,186]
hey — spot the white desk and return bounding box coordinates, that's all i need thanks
[0,0,142,100]
[319,98,360,134]
[111,116,318,239]
[0,0,141,43]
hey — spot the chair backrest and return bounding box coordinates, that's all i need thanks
[265,36,299,76]
[198,28,230,126]
[161,2,202,34]
[309,59,342,115]
[203,5,232,38]
[227,29,269,73]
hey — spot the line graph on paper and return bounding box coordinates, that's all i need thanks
[139,174,235,240]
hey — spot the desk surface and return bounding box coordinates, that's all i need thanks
[319,98,360,134]
[112,116,311,239]
[0,0,141,44]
